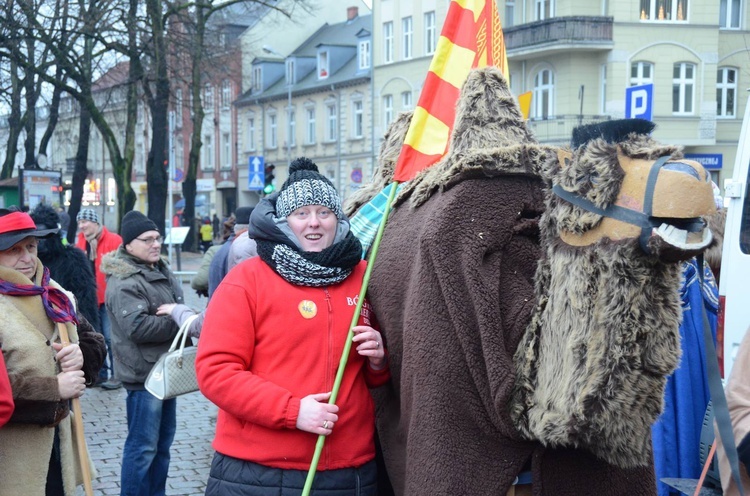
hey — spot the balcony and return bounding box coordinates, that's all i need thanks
[505,16,614,60]
[526,114,612,144]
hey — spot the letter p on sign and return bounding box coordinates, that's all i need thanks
[625,83,653,121]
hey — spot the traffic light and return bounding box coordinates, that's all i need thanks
[264,164,276,194]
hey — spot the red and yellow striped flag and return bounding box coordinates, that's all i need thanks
[393,0,509,182]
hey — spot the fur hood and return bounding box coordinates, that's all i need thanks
[101,246,172,280]
[406,66,556,208]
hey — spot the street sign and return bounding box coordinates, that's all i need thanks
[174,168,184,182]
[625,83,653,120]
[249,156,265,191]
[685,153,723,170]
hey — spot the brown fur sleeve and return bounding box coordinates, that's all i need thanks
[77,313,106,385]
[7,372,69,426]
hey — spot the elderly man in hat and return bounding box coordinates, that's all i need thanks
[0,207,105,495]
[75,208,123,389]
[101,210,185,496]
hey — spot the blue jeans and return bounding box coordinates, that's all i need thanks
[99,304,113,381]
[121,390,177,496]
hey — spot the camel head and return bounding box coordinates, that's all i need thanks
[542,119,715,262]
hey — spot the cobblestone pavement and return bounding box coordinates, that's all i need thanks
[77,249,218,496]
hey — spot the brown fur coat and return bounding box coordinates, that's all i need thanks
[368,67,657,495]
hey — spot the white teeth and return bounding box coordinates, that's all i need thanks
[655,222,713,250]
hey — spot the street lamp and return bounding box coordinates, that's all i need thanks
[262,45,292,166]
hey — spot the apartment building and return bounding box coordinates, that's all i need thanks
[234,5,373,205]
[371,0,749,185]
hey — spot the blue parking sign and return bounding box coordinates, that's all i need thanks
[625,84,653,121]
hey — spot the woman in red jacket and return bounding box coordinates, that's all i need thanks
[0,344,13,427]
[196,157,389,495]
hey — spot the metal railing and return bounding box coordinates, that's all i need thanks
[505,16,614,53]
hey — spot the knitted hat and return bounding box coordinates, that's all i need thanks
[234,206,254,225]
[275,157,342,218]
[76,208,100,224]
[121,210,159,246]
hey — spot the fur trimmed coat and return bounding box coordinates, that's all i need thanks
[0,260,104,496]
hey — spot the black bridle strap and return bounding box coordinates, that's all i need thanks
[552,155,672,254]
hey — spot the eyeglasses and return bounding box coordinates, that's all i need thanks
[135,235,163,245]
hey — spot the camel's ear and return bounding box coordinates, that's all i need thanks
[557,149,573,169]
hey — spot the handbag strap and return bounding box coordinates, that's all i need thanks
[167,313,201,355]
[697,255,745,495]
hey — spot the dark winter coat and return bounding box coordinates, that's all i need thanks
[101,247,184,389]
[205,454,376,496]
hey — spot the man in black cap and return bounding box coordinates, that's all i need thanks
[100,210,185,496]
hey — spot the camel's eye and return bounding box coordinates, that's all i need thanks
[662,162,701,180]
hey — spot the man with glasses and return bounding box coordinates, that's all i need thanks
[75,208,123,389]
[101,210,186,496]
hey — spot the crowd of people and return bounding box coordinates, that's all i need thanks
[0,139,738,496]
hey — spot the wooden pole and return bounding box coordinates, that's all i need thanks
[56,322,94,496]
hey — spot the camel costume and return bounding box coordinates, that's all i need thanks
[0,259,100,496]
[367,67,716,495]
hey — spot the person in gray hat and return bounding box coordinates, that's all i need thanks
[75,208,123,389]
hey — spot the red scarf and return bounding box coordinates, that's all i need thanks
[0,266,78,325]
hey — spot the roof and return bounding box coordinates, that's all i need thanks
[92,62,130,91]
[235,13,371,106]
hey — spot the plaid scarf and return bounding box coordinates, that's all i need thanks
[0,266,79,324]
[84,225,102,262]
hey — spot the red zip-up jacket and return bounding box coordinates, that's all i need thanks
[196,258,389,471]
[76,226,123,305]
[0,348,14,427]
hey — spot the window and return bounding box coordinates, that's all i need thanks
[640,0,688,21]
[247,117,256,151]
[176,137,184,170]
[268,112,278,148]
[318,51,329,79]
[717,67,738,118]
[189,91,194,116]
[533,69,554,119]
[352,99,363,138]
[175,88,183,125]
[359,40,371,70]
[286,59,295,85]
[203,135,214,170]
[402,91,413,110]
[505,1,515,27]
[288,109,296,147]
[424,12,436,54]
[204,84,214,111]
[383,94,393,129]
[672,62,695,114]
[383,22,394,64]
[326,104,337,142]
[630,61,654,86]
[535,0,553,20]
[221,80,231,109]
[402,16,413,60]
[222,133,231,169]
[721,0,741,28]
[252,66,262,92]
[306,107,316,145]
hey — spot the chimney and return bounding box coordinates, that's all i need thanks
[347,6,358,20]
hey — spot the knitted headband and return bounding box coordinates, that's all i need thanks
[275,157,342,219]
